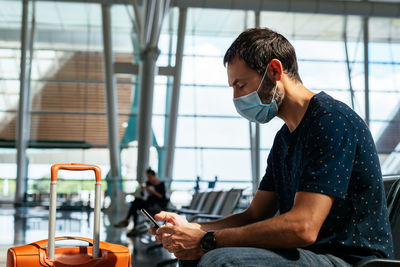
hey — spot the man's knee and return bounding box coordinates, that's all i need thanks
[196,247,310,267]
[198,248,242,267]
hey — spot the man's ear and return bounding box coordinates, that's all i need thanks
[268,59,283,82]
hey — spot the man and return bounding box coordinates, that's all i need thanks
[115,167,167,236]
[149,28,394,266]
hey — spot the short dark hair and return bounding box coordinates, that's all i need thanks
[146,167,156,176]
[223,27,302,83]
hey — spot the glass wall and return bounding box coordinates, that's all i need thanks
[171,9,400,194]
[0,1,133,201]
[0,0,22,201]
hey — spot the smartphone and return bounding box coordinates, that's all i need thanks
[140,209,160,229]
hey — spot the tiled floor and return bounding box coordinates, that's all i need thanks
[0,205,176,266]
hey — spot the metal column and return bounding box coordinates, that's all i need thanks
[16,0,33,205]
[363,17,370,126]
[254,11,261,195]
[343,16,355,110]
[136,47,159,184]
[135,0,169,185]
[254,123,260,193]
[164,8,187,180]
[249,117,261,195]
[101,4,121,190]
[250,11,261,196]
[249,124,255,192]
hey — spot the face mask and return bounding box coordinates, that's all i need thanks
[233,64,278,123]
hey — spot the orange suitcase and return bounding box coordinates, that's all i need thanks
[7,163,131,267]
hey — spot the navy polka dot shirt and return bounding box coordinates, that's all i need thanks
[259,92,394,264]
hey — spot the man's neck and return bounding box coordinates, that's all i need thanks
[278,80,315,133]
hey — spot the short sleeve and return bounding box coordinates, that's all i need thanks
[259,151,275,191]
[156,182,166,197]
[299,113,356,199]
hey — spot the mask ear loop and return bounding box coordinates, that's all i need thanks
[256,64,269,93]
[271,83,278,101]
[257,63,278,103]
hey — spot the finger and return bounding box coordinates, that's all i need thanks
[154,211,181,223]
[156,225,175,235]
[162,237,184,252]
[154,211,175,221]
[162,242,170,251]
[155,235,162,242]
[162,242,175,253]
[161,232,172,238]
[154,230,170,242]
[148,227,157,235]
[161,234,173,246]
[164,222,174,228]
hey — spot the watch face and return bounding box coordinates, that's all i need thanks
[200,231,216,252]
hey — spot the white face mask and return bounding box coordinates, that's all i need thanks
[233,64,278,123]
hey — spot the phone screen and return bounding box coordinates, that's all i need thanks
[140,209,160,228]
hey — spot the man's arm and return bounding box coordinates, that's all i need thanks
[146,186,163,199]
[214,191,334,248]
[154,191,334,260]
[198,190,278,231]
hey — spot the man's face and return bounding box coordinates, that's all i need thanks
[227,56,276,104]
[227,56,262,99]
[146,173,155,184]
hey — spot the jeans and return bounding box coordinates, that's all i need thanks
[180,247,352,267]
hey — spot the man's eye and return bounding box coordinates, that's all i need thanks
[239,84,246,89]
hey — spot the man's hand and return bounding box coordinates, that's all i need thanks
[148,211,207,260]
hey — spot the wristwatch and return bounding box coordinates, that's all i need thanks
[200,231,216,253]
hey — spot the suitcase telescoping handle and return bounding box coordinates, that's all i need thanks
[48,163,102,260]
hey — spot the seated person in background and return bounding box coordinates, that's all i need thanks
[149,27,394,267]
[115,167,167,236]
